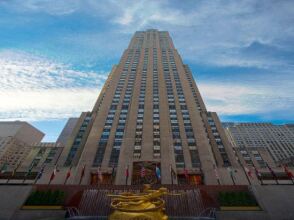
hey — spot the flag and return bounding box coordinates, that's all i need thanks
[49,165,57,183]
[125,165,129,185]
[140,166,146,178]
[267,164,277,180]
[79,164,86,184]
[184,167,189,179]
[254,167,262,179]
[283,165,294,179]
[244,166,253,179]
[65,166,72,183]
[98,166,103,182]
[155,165,161,180]
[125,166,129,178]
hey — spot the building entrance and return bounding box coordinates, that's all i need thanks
[132,161,160,185]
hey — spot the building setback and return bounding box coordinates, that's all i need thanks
[50,29,249,186]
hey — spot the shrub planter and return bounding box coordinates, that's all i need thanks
[220,206,261,211]
[21,205,63,210]
[218,191,261,211]
[23,189,65,210]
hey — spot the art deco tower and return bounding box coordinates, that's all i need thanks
[57,29,247,185]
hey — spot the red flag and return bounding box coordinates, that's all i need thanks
[140,166,146,178]
[267,164,277,179]
[244,166,253,179]
[66,166,72,180]
[125,166,129,177]
[284,165,294,179]
[184,167,189,179]
[125,165,129,185]
[254,167,261,179]
[49,166,57,183]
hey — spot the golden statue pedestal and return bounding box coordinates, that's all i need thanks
[108,185,169,220]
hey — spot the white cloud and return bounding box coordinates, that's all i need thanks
[198,82,294,118]
[2,0,294,69]
[0,50,293,122]
[104,0,294,69]
[0,50,106,121]
[0,1,293,123]
[3,0,81,15]
[0,88,98,121]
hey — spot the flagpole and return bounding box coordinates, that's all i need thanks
[111,166,115,184]
[170,165,173,185]
[266,163,279,185]
[253,165,263,185]
[125,165,129,186]
[79,164,86,185]
[48,165,57,185]
[213,165,221,185]
[64,175,69,185]
[284,164,294,184]
[230,173,236,185]
[64,166,72,185]
[48,175,53,185]
[228,167,236,185]
[244,166,252,185]
[23,162,35,184]
[6,173,11,183]
[33,176,39,184]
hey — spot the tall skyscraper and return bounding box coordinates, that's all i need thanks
[58,29,247,185]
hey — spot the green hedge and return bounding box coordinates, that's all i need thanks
[25,190,65,206]
[218,191,258,206]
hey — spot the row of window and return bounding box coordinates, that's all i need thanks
[93,50,139,167]
[109,50,140,166]
[207,116,231,167]
[162,49,185,168]
[133,49,148,159]
[153,48,161,158]
[168,51,200,168]
[64,114,91,166]
[239,149,266,168]
[183,66,203,111]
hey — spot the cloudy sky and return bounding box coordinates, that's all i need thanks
[0,0,293,141]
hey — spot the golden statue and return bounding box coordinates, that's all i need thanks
[108,185,171,220]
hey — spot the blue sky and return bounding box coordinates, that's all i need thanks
[0,0,293,141]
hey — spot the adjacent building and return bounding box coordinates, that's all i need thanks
[225,123,294,183]
[20,142,64,170]
[226,123,294,164]
[0,121,44,170]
